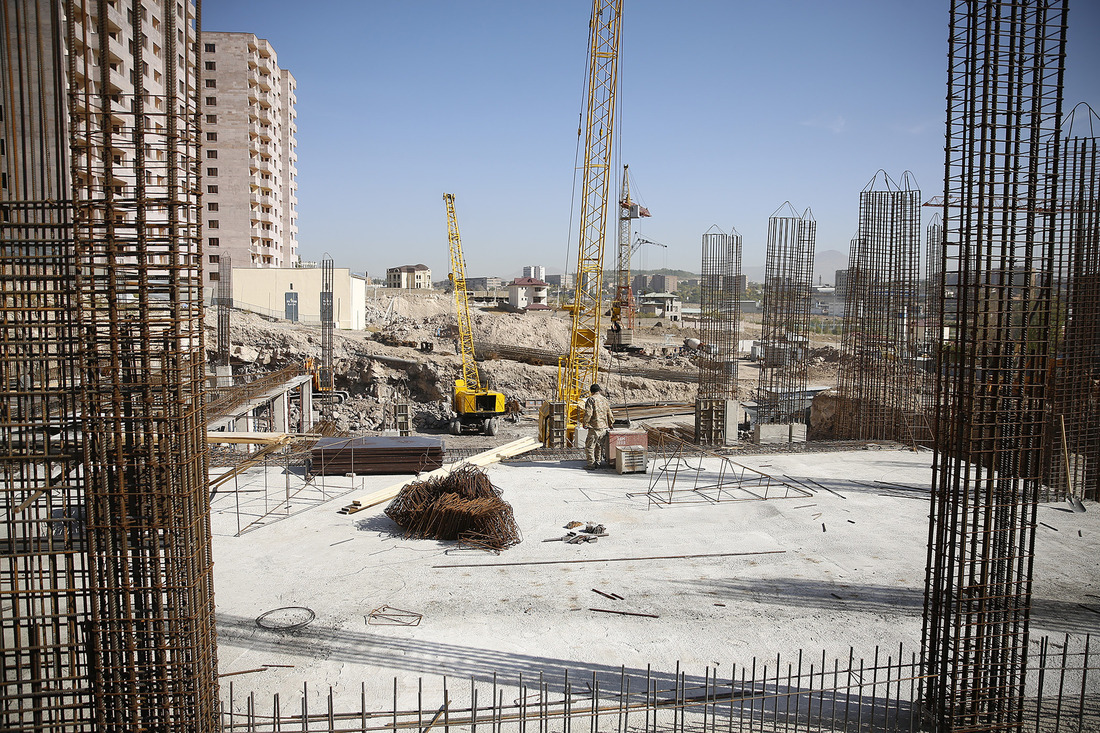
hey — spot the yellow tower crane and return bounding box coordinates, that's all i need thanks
[444,193,505,436]
[539,0,624,446]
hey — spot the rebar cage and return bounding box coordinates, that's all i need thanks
[920,2,1069,730]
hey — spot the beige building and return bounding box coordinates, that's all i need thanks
[639,292,682,322]
[387,264,432,289]
[232,267,366,330]
[202,32,299,287]
[508,277,550,310]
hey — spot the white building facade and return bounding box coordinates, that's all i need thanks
[508,277,550,310]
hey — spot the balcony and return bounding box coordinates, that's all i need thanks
[251,156,275,175]
[251,141,273,157]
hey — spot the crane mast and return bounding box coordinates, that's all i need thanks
[557,0,625,418]
[444,193,480,392]
[613,165,636,332]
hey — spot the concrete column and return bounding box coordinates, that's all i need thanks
[299,381,313,432]
[272,391,289,433]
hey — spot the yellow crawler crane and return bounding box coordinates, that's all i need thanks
[539,0,624,446]
[444,193,505,436]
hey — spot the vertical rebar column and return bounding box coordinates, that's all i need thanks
[216,254,232,367]
[758,204,815,427]
[0,1,92,729]
[68,0,220,730]
[1049,103,1100,501]
[695,227,741,444]
[835,171,922,441]
[920,2,1068,731]
[923,213,944,422]
[319,256,334,420]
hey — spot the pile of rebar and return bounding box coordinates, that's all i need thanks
[385,466,521,550]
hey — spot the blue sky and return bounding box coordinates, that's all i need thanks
[205,1,1100,282]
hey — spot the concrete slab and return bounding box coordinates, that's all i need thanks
[209,447,1100,708]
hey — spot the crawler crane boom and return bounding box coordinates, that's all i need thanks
[444,193,505,436]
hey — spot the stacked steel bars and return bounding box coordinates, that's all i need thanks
[310,436,444,475]
[385,465,521,550]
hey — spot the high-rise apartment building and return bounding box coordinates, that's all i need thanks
[522,265,546,281]
[201,31,298,284]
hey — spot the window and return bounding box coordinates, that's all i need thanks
[206,114,216,124]
[208,202,218,211]
[205,79,216,88]
[205,61,216,71]
[206,150,217,159]
[209,254,220,264]
[207,185,218,194]
[205,96,216,106]
[207,167,217,176]
[208,220,219,229]
[206,132,217,142]
[209,271,220,281]
[205,43,215,53]
[208,237,220,247]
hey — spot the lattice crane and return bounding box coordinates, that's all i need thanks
[540,0,625,446]
[444,193,505,436]
[608,164,652,351]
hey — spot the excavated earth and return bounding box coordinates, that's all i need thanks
[207,293,841,435]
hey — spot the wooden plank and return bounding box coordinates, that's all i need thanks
[341,437,541,514]
[206,431,292,445]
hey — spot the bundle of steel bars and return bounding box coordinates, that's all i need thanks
[310,436,444,475]
[385,465,520,550]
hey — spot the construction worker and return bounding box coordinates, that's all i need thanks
[583,383,615,470]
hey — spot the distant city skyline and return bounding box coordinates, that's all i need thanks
[203,1,1100,280]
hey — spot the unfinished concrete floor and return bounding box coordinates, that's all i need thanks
[209,443,1100,713]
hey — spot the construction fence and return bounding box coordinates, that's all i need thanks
[219,634,1097,732]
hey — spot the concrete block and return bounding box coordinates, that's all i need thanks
[754,424,790,444]
[789,423,807,443]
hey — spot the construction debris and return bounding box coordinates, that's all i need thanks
[367,606,423,626]
[543,521,608,544]
[310,436,445,476]
[384,465,522,551]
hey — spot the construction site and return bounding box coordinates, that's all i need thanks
[1,1,1098,732]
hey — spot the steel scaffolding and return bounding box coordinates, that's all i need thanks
[835,171,923,442]
[0,2,91,729]
[757,203,815,426]
[695,227,742,445]
[920,2,1068,732]
[1048,103,1099,502]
